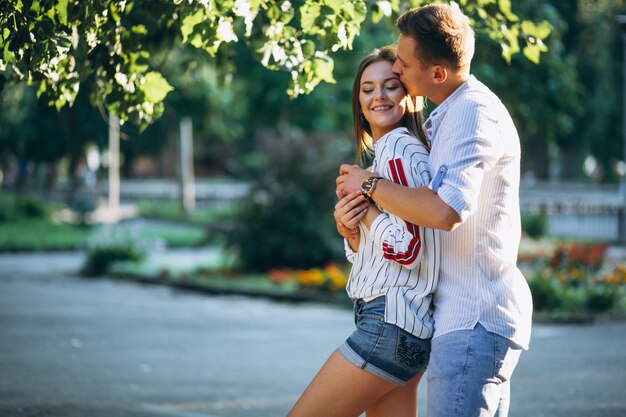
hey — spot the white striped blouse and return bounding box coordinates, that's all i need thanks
[345,127,440,339]
[425,75,533,349]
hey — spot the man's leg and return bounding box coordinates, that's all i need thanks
[426,323,521,417]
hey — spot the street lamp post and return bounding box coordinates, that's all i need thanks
[618,16,626,244]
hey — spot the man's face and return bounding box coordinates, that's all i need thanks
[392,34,433,98]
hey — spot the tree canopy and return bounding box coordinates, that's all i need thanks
[1,0,550,129]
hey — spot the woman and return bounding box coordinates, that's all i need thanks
[287,46,440,417]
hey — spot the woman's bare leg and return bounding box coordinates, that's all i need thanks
[287,350,398,417]
[366,372,424,417]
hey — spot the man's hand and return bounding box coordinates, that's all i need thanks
[336,164,374,196]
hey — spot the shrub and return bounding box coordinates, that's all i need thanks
[521,212,547,238]
[81,245,144,276]
[528,271,563,311]
[81,225,152,276]
[230,126,353,272]
[585,284,620,313]
[0,193,49,222]
[15,196,49,219]
[523,242,624,316]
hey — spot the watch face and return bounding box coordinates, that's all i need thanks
[362,177,375,194]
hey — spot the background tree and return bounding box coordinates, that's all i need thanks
[0,0,550,129]
[471,0,581,180]
[567,0,625,182]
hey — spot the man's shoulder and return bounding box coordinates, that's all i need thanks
[448,82,507,120]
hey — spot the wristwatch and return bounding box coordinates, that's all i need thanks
[361,176,384,205]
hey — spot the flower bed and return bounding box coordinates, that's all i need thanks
[519,239,626,321]
[268,263,349,293]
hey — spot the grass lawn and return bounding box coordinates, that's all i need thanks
[0,218,207,252]
[0,219,91,251]
[137,199,237,225]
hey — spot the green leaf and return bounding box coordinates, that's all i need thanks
[371,6,383,24]
[523,44,541,64]
[497,0,518,22]
[142,72,173,102]
[36,80,47,98]
[30,0,40,13]
[521,20,551,40]
[3,41,14,64]
[312,57,335,83]
[131,24,148,35]
[181,9,204,44]
[56,0,69,26]
[129,51,149,72]
[325,0,344,11]
[300,2,321,33]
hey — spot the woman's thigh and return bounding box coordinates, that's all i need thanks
[287,350,398,417]
[366,371,424,417]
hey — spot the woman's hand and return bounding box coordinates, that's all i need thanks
[334,190,368,241]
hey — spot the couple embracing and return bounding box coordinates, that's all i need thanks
[288,4,532,417]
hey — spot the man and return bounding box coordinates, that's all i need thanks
[336,4,533,417]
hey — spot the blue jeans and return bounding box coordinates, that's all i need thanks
[427,323,522,417]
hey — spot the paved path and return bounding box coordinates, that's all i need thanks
[0,253,625,417]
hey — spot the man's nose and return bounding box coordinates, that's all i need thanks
[392,60,401,75]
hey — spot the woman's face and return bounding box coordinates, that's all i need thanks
[359,60,408,141]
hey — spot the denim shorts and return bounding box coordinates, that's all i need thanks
[338,296,431,386]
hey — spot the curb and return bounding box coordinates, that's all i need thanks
[114,273,353,308]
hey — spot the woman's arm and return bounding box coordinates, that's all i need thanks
[334,191,368,253]
[337,165,461,231]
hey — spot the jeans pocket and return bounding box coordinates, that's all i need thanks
[396,331,430,371]
[357,314,385,337]
[494,337,522,383]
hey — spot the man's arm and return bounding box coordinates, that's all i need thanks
[337,164,461,231]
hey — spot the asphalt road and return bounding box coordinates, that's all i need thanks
[0,252,625,417]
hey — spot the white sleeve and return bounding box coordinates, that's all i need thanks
[369,135,430,270]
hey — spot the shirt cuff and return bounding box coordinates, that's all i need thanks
[437,184,471,222]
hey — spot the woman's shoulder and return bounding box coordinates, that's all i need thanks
[377,127,429,157]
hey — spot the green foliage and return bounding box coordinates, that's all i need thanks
[527,271,562,311]
[521,212,547,239]
[522,241,624,317]
[472,1,581,180]
[82,245,144,276]
[81,225,147,275]
[568,0,626,182]
[230,125,352,272]
[14,195,49,219]
[0,0,550,129]
[585,284,621,313]
[0,192,50,222]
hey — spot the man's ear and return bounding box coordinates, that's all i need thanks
[433,65,448,84]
